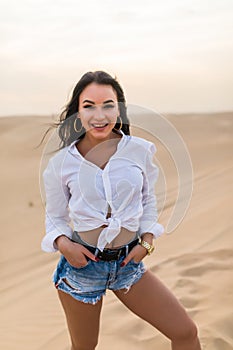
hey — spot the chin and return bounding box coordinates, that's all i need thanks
[88,126,114,138]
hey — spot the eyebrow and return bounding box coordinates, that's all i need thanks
[82,99,115,104]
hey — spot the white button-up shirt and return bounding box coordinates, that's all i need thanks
[41,130,164,252]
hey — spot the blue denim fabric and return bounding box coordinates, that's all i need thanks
[53,254,147,304]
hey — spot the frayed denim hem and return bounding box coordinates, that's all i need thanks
[52,254,147,304]
[55,280,106,305]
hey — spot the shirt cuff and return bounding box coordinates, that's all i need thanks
[138,222,165,239]
[41,229,73,253]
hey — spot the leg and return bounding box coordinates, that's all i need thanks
[58,290,103,350]
[113,270,201,350]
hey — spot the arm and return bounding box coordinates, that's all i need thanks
[121,142,164,266]
[41,158,73,253]
[138,142,164,241]
[41,157,98,267]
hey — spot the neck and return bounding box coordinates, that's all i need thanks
[85,130,121,149]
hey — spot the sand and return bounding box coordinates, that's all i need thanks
[0,112,232,350]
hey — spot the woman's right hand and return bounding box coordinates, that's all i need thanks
[55,235,98,268]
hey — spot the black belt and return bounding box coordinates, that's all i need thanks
[78,238,139,262]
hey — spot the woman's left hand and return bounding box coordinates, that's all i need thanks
[121,244,148,267]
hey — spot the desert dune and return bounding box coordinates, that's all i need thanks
[0,112,232,349]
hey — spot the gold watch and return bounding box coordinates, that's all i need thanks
[140,240,155,255]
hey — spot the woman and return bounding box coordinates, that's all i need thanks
[41,71,201,350]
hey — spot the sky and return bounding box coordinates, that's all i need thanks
[1,0,233,115]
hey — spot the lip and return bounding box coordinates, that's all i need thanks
[91,123,109,131]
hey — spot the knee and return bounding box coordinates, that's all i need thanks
[172,319,199,343]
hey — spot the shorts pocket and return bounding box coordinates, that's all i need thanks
[69,258,92,270]
[62,260,103,295]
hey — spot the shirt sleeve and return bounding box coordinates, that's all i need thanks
[138,142,165,239]
[41,158,73,253]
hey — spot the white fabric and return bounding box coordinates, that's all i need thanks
[41,130,164,252]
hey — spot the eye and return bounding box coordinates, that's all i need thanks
[83,104,95,109]
[103,104,115,109]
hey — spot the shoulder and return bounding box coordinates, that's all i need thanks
[128,135,157,154]
[51,146,70,163]
[119,135,157,169]
[43,145,70,177]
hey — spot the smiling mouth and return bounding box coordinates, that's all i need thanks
[91,123,109,129]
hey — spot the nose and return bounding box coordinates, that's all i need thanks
[94,105,106,119]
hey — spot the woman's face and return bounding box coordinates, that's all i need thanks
[78,82,120,141]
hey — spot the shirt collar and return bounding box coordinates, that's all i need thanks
[68,129,126,156]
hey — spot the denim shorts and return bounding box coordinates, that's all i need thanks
[53,251,147,305]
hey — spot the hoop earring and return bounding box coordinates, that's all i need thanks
[74,118,83,133]
[113,116,123,131]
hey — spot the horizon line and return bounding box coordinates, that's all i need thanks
[0,110,233,118]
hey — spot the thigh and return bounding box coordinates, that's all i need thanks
[113,269,195,341]
[58,290,103,349]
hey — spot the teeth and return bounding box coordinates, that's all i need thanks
[93,123,107,127]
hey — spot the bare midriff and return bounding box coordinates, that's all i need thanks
[78,225,137,249]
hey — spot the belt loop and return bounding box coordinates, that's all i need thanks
[94,248,99,257]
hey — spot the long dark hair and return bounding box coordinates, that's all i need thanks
[39,71,130,151]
